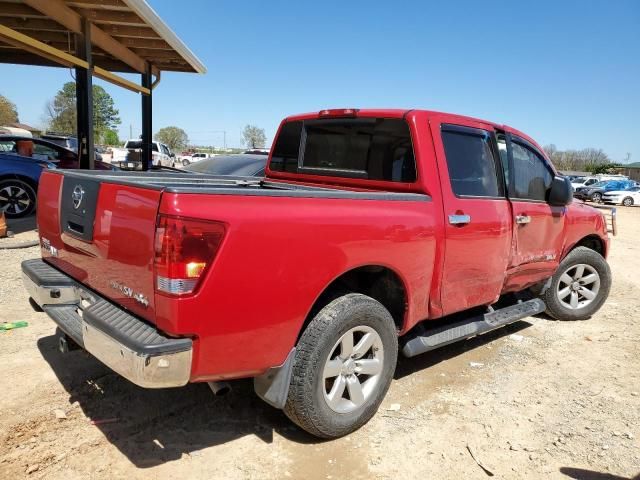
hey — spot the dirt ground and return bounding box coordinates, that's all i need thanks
[0,208,638,480]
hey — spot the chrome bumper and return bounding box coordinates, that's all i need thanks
[22,259,192,389]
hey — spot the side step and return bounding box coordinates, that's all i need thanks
[401,298,546,358]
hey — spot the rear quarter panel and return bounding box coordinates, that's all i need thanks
[157,192,439,381]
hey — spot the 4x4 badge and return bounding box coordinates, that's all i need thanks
[72,185,84,209]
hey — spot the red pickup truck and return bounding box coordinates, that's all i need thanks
[22,108,612,438]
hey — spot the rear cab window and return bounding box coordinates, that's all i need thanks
[270,118,417,183]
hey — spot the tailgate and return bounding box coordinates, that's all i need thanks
[37,171,161,323]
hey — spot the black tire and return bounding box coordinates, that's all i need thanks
[622,197,634,207]
[284,293,398,439]
[0,178,37,218]
[591,192,603,203]
[182,159,190,166]
[541,247,611,321]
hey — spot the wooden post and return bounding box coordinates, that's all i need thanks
[0,211,7,238]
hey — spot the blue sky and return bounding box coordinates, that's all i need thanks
[2,0,639,161]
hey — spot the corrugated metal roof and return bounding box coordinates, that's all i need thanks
[0,0,206,74]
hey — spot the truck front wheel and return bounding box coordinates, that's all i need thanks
[542,247,611,320]
[284,293,398,438]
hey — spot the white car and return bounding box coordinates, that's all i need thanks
[603,186,640,207]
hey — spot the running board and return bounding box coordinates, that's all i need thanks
[401,298,546,358]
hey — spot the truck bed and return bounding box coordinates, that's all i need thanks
[35,168,437,379]
[57,170,429,201]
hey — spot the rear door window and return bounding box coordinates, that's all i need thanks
[270,118,416,182]
[441,125,504,198]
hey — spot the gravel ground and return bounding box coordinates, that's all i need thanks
[0,208,638,480]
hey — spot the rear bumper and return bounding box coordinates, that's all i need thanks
[22,259,192,388]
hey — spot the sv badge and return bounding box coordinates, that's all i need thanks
[109,280,149,308]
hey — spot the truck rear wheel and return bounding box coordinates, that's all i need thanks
[541,247,611,320]
[284,293,398,439]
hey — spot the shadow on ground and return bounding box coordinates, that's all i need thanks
[560,467,639,480]
[5,213,37,235]
[37,334,311,468]
[395,319,532,379]
[38,318,536,468]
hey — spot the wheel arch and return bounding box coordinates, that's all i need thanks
[0,174,39,191]
[571,234,606,257]
[298,264,409,341]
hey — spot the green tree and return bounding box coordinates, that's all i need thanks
[241,125,267,149]
[0,94,19,125]
[154,126,189,151]
[92,86,121,142]
[103,129,120,146]
[45,82,121,142]
[585,163,621,175]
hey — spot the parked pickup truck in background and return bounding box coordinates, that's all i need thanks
[111,139,175,168]
[178,152,211,166]
[22,108,612,438]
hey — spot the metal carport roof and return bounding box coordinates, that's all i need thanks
[0,0,206,169]
[0,0,205,76]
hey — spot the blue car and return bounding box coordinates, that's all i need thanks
[1,135,115,218]
[574,179,638,203]
[0,140,55,218]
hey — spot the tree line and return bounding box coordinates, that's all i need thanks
[2,92,630,168]
[543,144,631,174]
[2,88,269,153]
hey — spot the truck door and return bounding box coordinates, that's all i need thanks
[499,133,565,290]
[430,118,513,316]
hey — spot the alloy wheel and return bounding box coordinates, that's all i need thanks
[0,183,32,216]
[556,264,601,310]
[323,326,384,414]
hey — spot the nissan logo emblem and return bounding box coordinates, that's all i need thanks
[72,185,85,209]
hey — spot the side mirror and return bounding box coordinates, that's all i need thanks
[549,175,573,206]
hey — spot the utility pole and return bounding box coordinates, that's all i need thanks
[209,130,226,150]
[129,123,133,139]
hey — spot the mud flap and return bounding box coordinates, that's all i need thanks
[253,348,296,409]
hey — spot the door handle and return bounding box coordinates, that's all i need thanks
[449,214,471,225]
[516,215,531,225]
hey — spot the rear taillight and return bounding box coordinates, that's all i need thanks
[154,215,226,296]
